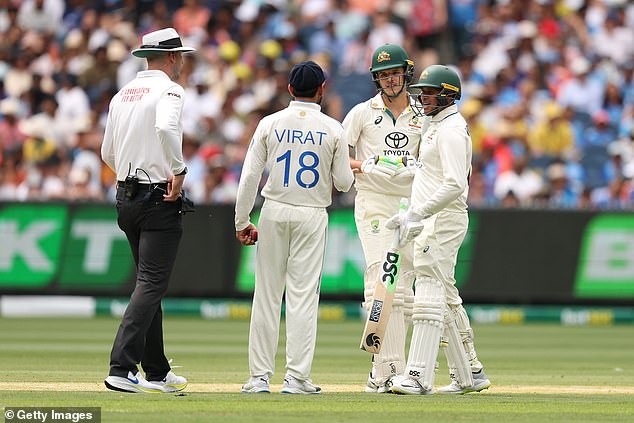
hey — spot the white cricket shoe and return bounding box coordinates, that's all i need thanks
[389,375,433,395]
[365,372,392,393]
[280,375,321,394]
[149,370,188,392]
[241,375,270,393]
[437,370,491,394]
[104,371,163,394]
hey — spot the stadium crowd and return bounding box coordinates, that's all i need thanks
[0,0,633,209]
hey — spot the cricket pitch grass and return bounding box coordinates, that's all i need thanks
[1,317,633,422]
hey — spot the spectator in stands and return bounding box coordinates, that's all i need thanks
[79,46,118,103]
[55,73,91,145]
[69,116,103,194]
[0,0,632,210]
[546,162,578,208]
[494,155,543,207]
[0,98,26,161]
[181,134,206,193]
[527,101,575,165]
[557,57,604,119]
[17,0,64,35]
[190,154,236,204]
[173,0,210,39]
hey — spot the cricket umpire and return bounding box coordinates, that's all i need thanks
[101,27,193,393]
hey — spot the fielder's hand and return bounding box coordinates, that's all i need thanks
[361,155,399,177]
[236,223,257,246]
[385,208,425,246]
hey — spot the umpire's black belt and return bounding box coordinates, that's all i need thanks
[117,181,169,191]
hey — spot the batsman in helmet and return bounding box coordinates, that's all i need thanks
[343,44,423,392]
[386,64,491,395]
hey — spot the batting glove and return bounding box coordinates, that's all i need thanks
[385,208,425,246]
[361,155,399,177]
[393,156,418,179]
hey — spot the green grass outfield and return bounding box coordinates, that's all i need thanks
[1,317,633,422]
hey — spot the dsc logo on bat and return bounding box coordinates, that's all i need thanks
[381,251,399,285]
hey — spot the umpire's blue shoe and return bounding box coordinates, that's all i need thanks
[105,371,163,393]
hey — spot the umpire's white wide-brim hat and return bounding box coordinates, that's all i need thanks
[132,28,195,58]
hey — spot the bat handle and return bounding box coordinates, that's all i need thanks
[391,197,409,249]
[391,226,401,249]
[399,197,409,213]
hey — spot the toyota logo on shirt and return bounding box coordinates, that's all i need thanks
[384,132,408,149]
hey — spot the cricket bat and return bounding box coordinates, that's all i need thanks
[360,198,409,354]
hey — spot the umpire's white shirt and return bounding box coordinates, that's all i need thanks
[342,93,422,198]
[101,70,187,182]
[235,101,353,231]
[412,104,472,216]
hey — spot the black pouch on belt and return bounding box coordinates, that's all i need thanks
[124,175,139,199]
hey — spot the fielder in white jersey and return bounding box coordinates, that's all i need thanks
[235,61,354,395]
[343,44,422,392]
[386,65,491,395]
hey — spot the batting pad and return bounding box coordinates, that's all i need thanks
[400,271,416,326]
[374,288,406,382]
[442,312,474,389]
[449,304,483,372]
[406,276,445,391]
[362,261,381,310]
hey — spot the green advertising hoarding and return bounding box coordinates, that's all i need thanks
[58,207,133,288]
[575,214,634,298]
[236,208,477,295]
[0,204,133,290]
[0,205,68,287]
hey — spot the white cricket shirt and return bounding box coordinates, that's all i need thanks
[411,104,472,216]
[235,101,354,231]
[342,93,423,198]
[101,70,187,183]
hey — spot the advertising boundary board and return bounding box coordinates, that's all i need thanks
[1,202,633,304]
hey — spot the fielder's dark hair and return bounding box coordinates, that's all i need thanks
[290,86,319,98]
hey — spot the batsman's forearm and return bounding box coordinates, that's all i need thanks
[417,181,463,217]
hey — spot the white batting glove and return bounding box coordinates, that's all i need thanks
[361,155,399,177]
[393,156,418,179]
[385,208,425,246]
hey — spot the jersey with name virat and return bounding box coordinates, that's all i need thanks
[343,93,423,198]
[235,101,353,230]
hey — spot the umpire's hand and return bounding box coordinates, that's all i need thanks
[164,174,185,202]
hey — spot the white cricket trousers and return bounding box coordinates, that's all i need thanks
[248,199,328,381]
[413,211,468,305]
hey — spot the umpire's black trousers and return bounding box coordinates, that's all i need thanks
[109,185,182,380]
